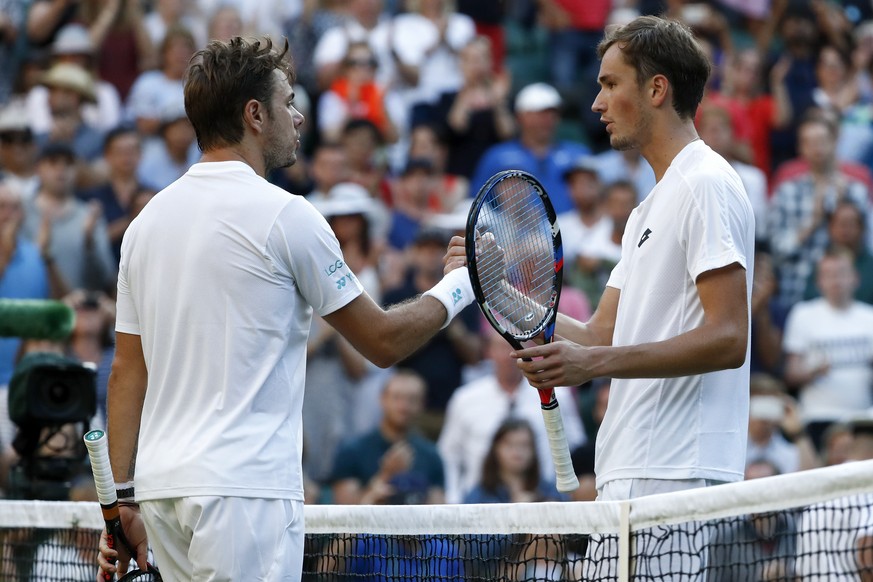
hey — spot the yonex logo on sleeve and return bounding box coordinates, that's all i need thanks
[452,288,463,305]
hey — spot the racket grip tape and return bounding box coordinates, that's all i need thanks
[84,430,121,582]
[540,404,580,492]
[84,430,118,508]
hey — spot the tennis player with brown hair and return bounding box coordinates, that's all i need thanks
[509,13,755,503]
[97,36,474,581]
[496,15,756,578]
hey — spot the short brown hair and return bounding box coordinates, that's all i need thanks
[184,37,294,152]
[597,16,711,120]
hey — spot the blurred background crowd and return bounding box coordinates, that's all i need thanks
[2,0,873,509]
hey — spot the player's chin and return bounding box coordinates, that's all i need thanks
[272,152,297,171]
[611,133,639,152]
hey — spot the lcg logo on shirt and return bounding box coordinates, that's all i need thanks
[323,259,345,276]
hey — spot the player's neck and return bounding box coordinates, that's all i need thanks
[641,121,700,182]
[200,141,268,178]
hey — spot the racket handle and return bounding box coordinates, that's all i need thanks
[540,400,580,492]
[84,430,117,507]
[84,430,120,582]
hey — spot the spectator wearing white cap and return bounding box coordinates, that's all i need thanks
[470,82,590,214]
[25,23,122,134]
[0,101,39,201]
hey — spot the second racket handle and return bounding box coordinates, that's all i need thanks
[84,429,118,506]
[540,404,580,492]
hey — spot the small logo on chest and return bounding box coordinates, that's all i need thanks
[637,228,653,248]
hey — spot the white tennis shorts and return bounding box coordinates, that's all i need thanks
[140,496,304,581]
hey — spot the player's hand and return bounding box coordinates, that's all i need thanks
[511,340,599,388]
[443,235,467,274]
[97,504,149,580]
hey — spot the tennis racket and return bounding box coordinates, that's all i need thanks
[466,170,579,492]
[83,430,162,582]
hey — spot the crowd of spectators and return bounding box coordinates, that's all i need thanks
[2,0,873,515]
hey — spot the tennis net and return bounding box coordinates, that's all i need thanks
[1,459,871,581]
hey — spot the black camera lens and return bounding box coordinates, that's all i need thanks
[46,382,72,405]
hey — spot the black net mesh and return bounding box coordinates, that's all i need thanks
[1,472,872,582]
[300,501,873,581]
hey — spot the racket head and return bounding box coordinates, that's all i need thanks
[465,170,563,346]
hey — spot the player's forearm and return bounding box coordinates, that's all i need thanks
[326,292,449,368]
[373,295,452,366]
[589,320,748,380]
[106,345,148,483]
[555,286,618,347]
[328,266,473,367]
[555,313,613,347]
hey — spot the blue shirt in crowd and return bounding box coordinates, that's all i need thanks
[470,139,591,214]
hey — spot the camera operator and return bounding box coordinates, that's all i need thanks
[7,337,98,502]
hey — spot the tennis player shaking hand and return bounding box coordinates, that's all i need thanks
[97,37,474,582]
[447,17,756,577]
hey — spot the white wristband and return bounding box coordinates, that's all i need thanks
[423,267,475,329]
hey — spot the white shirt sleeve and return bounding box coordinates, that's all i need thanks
[680,174,751,282]
[269,201,363,317]
[116,234,140,335]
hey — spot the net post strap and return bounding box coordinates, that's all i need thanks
[619,501,630,582]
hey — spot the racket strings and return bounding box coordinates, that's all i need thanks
[475,177,557,337]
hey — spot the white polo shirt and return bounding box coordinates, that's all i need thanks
[596,140,755,490]
[116,161,363,502]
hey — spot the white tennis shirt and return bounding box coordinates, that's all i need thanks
[116,161,363,501]
[596,140,755,490]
